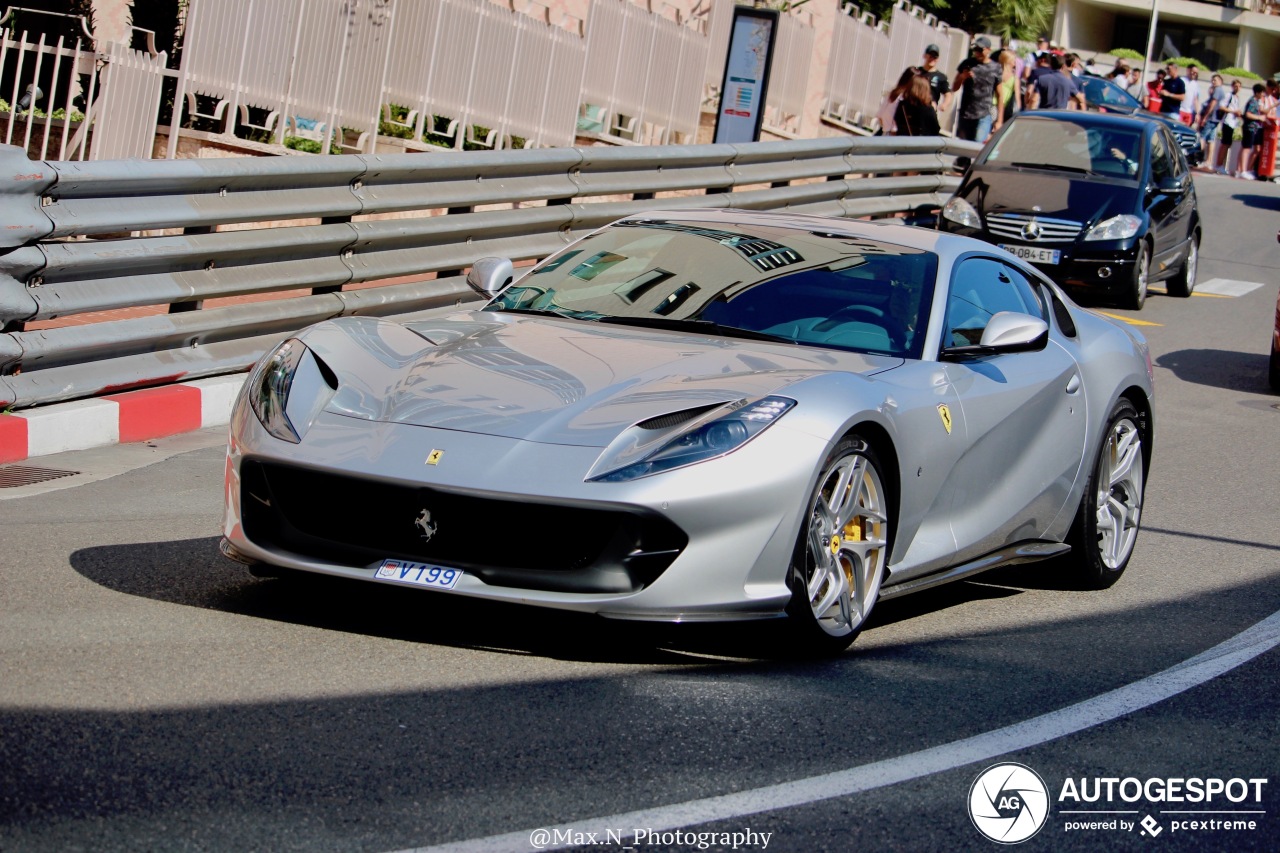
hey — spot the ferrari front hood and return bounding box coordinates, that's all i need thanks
[303,313,901,447]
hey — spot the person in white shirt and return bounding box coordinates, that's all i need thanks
[1179,66,1202,127]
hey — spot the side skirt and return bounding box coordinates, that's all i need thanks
[879,540,1071,601]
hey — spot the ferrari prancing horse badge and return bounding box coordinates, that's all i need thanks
[937,404,952,435]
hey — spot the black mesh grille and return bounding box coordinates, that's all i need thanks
[240,460,686,594]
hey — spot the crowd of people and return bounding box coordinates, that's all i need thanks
[875,34,1279,181]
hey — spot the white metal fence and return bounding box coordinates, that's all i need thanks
[579,0,709,145]
[180,0,586,152]
[0,13,97,161]
[823,3,968,133]
[91,41,168,161]
[823,6,892,129]
[763,11,815,136]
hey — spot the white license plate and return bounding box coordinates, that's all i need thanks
[999,244,1061,265]
[374,559,462,590]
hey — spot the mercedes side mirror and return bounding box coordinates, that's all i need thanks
[466,257,514,297]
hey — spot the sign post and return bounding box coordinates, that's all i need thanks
[712,7,779,145]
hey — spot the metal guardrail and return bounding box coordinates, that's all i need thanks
[0,135,980,409]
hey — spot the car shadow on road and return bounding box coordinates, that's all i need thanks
[1156,348,1272,394]
[69,536,1052,665]
[1231,192,1280,212]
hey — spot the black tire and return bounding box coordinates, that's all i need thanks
[783,436,892,655]
[1121,243,1150,310]
[1063,399,1146,589]
[1167,231,1199,298]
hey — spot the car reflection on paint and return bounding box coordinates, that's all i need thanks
[221,210,1155,655]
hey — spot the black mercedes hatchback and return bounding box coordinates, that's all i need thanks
[939,111,1200,310]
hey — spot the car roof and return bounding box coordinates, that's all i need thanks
[1012,110,1156,134]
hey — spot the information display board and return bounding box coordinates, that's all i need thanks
[712,7,779,145]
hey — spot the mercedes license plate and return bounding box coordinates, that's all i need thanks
[374,559,462,590]
[999,244,1060,265]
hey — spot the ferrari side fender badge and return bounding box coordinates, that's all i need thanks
[937,404,953,435]
[426,449,444,465]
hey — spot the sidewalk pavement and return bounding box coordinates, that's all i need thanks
[0,375,246,464]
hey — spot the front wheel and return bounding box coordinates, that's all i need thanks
[1167,231,1199,297]
[1063,399,1146,589]
[784,437,891,654]
[1121,244,1150,310]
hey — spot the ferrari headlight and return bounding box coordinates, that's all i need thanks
[1083,214,1142,242]
[248,338,335,443]
[941,197,981,229]
[591,396,795,482]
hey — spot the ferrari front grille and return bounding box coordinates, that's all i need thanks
[240,460,687,594]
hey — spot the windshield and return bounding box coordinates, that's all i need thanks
[484,218,939,359]
[982,117,1144,179]
[1081,77,1141,111]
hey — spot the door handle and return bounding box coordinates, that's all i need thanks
[1065,374,1081,394]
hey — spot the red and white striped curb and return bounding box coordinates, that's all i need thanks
[0,375,246,464]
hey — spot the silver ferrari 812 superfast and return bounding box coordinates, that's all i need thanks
[221,210,1154,653]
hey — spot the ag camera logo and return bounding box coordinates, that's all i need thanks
[969,763,1050,844]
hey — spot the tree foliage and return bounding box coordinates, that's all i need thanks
[856,0,1054,43]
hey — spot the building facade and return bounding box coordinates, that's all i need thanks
[1053,0,1280,76]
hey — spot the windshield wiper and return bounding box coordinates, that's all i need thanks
[596,315,795,344]
[486,306,579,320]
[1007,161,1092,175]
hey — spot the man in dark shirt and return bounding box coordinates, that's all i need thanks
[1159,62,1186,115]
[1033,53,1085,110]
[921,44,951,112]
[954,37,1000,142]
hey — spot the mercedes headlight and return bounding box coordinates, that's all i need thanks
[1083,214,1142,242]
[590,397,796,482]
[248,338,336,443]
[941,196,982,229]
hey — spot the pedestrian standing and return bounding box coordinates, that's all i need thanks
[954,37,1001,142]
[1198,74,1228,166]
[993,49,1021,131]
[877,66,920,135]
[1127,68,1145,101]
[1159,63,1186,117]
[1148,69,1166,111]
[920,44,952,113]
[1033,54,1081,111]
[1179,66,1202,127]
[894,74,941,137]
[1216,79,1243,175]
[1022,36,1049,82]
[1238,83,1267,180]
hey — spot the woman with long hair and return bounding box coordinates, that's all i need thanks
[877,66,922,135]
[993,49,1021,132]
[894,74,940,136]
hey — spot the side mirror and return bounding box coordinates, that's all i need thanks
[1154,175,1186,195]
[979,312,1049,350]
[941,312,1049,359]
[466,257,514,297]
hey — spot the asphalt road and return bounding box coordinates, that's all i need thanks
[1,174,1277,853]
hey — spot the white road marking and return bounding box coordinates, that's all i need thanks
[403,608,1280,853]
[1196,278,1264,297]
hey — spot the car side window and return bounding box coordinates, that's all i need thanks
[1150,132,1172,182]
[945,258,1046,347]
[1165,129,1188,177]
